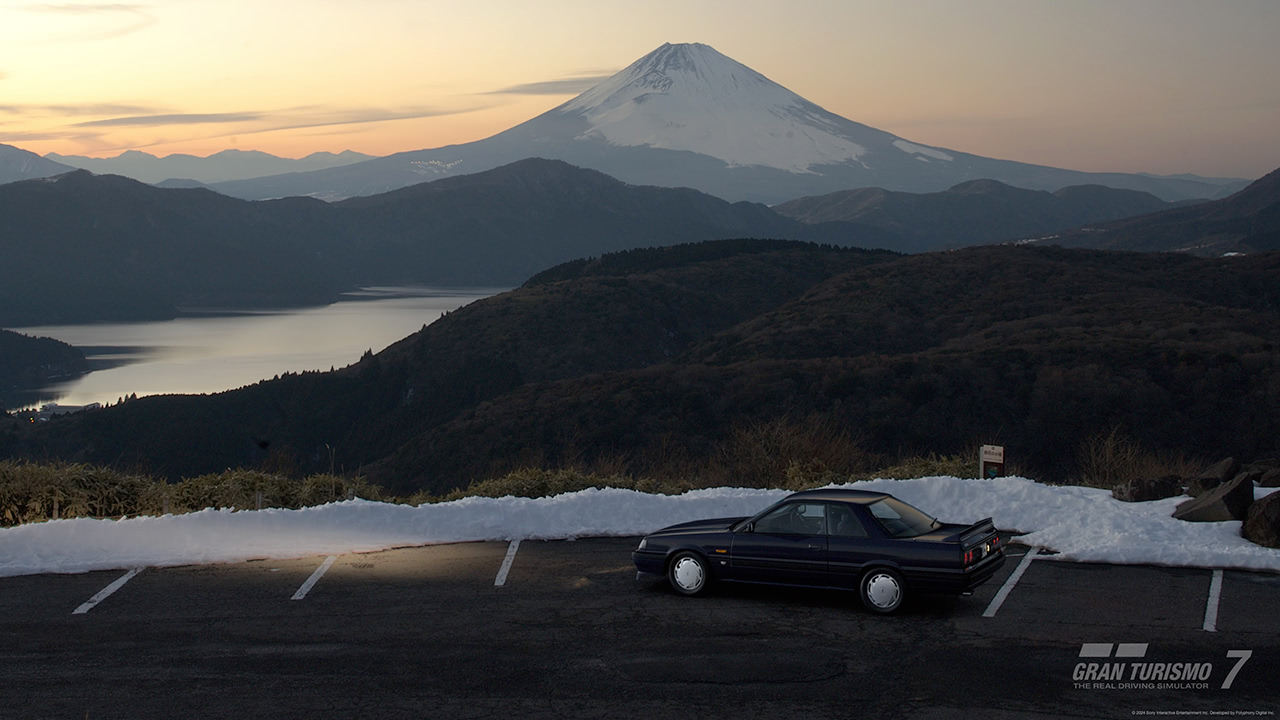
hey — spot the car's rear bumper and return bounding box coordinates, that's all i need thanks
[903,551,1006,594]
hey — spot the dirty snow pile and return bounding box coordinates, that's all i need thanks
[1,477,1277,578]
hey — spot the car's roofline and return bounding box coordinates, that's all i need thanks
[783,488,890,504]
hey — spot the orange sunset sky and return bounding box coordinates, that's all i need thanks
[2,0,1277,178]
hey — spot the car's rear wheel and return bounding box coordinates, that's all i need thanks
[860,567,904,613]
[667,551,709,596]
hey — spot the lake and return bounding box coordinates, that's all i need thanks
[8,286,501,411]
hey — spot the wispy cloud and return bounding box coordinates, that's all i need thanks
[75,112,264,127]
[74,104,492,153]
[24,3,148,12]
[0,128,105,144]
[261,106,484,133]
[70,105,480,133]
[486,73,614,96]
[22,3,156,41]
[2,102,492,154]
[0,102,159,117]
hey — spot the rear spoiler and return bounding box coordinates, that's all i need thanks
[958,517,997,548]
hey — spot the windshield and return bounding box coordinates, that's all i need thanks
[867,497,939,538]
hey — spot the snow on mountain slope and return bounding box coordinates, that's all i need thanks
[0,144,75,185]
[210,43,1251,204]
[558,42,878,173]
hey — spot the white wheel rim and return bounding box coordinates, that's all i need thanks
[672,557,704,591]
[866,573,901,609]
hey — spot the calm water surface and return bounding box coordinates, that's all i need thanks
[9,287,500,411]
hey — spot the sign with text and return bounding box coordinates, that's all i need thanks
[980,445,1005,478]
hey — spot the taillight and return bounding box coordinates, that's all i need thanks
[963,548,976,565]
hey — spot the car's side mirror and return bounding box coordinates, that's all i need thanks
[740,522,753,533]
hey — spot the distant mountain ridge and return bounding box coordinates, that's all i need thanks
[1044,168,1280,254]
[5,158,1276,325]
[0,169,350,326]
[45,148,375,185]
[773,179,1184,251]
[209,42,1251,204]
[0,159,892,325]
[0,144,75,185]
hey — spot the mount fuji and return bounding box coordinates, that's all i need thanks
[211,43,1247,204]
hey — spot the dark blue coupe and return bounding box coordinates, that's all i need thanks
[632,488,1004,613]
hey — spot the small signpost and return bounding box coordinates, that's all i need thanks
[980,445,1005,479]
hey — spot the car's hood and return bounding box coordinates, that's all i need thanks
[650,517,746,536]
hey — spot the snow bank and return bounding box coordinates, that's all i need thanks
[1,477,1276,578]
[0,486,784,578]
[848,476,1280,572]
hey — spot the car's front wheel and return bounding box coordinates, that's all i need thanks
[860,567,904,613]
[667,551,709,596]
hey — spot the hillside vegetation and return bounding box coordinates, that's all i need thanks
[5,240,891,485]
[4,158,1272,326]
[772,179,1180,251]
[6,241,1277,495]
[0,160,892,326]
[1048,167,1280,254]
[0,330,88,409]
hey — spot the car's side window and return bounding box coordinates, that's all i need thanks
[826,503,869,538]
[753,503,826,536]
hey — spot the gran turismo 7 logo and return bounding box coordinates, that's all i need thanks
[1072,643,1252,690]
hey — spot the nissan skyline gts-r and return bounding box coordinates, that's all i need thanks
[632,488,1005,613]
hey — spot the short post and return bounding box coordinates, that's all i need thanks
[980,445,1005,479]
[52,498,59,521]
[256,491,263,510]
[162,496,169,515]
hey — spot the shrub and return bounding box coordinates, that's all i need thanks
[857,452,979,481]
[707,415,875,488]
[0,461,154,524]
[1074,426,1205,489]
[440,467,697,502]
[0,462,381,526]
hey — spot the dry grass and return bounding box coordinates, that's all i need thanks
[704,415,876,489]
[0,461,157,525]
[0,461,381,526]
[9,429,1172,526]
[1073,426,1205,489]
[428,467,697,503]
[856,452,980,481]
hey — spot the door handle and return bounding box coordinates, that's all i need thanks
[808,544,823,551]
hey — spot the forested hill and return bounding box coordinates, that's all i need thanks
[771,179,1180,252]
[1046,167,1280,254]
[0,160,894,326]
[0,330,88,409]
[370,246,1280,489]
[6,240,893,479]
[6,159,1271,326]
[0,171,347,326]
[7,241,1278,493]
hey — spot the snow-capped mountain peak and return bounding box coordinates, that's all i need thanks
[557,42,879,173]
[204,42,1245,205]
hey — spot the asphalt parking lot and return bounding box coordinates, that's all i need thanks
[1,539,1276,720]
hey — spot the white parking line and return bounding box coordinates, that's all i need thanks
[291,556,337,601]
[983,549,1039,618]
[1203,569,1224,632]
[73,568,143,615]
[494,539,521,587]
